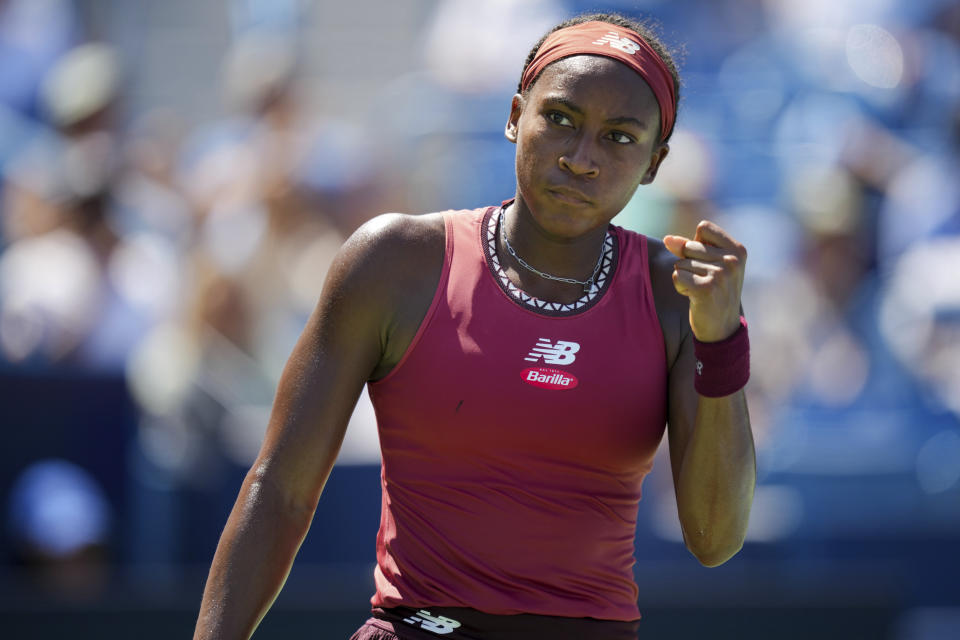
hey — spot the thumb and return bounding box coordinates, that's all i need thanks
[663,235,688,258]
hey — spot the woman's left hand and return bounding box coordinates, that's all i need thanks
[663,220,747,342]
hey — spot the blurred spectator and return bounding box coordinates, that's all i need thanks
[881,237,960,423]
[0,42,139,368]
[0,0,77,119]
[422,0,564,94]
[177,31,350,378]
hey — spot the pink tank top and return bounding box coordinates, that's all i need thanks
[367,205,668,622]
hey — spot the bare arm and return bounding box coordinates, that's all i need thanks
[653,222,756,567]
[666,336,755,566]
[193,214,444,639]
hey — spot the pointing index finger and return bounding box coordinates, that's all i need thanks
[694,220,746,255]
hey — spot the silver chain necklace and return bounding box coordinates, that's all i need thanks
[498,209,604,294]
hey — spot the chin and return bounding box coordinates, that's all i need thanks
[533,207,605,239]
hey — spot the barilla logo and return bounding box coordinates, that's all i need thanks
[522,367,579,390]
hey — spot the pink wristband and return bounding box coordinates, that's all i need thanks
[693,316,750,397]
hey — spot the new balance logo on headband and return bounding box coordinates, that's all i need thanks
[524,339,580,365]
[520,21,676,142]
[591,31,641,54]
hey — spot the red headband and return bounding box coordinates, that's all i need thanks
[520,21,676,143]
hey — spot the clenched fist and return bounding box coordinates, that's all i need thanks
[663,220,747,343]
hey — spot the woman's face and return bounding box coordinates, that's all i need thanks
[507,54,669,239]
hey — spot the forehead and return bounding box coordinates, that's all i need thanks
[529,55,659,122]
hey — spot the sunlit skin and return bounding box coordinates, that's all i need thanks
[193,38,755,640]
[501,55,753,567]
[503,54,744,341]
[501,56,669,303]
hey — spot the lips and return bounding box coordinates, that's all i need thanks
[547,186,592,206]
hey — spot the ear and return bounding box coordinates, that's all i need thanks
[639,143,670,185]
[504,93,524,143]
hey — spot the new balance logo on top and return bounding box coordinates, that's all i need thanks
[402,610,461,635]
[591,31,641,54]
[524,339,580,365]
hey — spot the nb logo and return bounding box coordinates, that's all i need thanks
[402,610,461,635]
[592,31,641,54]
[524,339,580,365]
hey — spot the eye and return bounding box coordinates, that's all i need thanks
[547,111,573,127]
[607,131,635,145]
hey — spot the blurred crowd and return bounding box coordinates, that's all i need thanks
[1,0,958,607]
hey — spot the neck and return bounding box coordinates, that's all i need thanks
[498,198,609,302]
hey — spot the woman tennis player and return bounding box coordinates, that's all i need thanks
[194,12,755,640]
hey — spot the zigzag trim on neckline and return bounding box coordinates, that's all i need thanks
[482,206,618,317]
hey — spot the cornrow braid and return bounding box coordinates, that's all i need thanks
[518,12,682,142]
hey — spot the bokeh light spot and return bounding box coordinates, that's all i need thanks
[846,24,903,89]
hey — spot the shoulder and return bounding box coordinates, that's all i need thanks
[326,212,447,379]
[644,235,691,368]
[338,211,445,270]
[328,212,446,299]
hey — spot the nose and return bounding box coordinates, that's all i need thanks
[558,134,600,178]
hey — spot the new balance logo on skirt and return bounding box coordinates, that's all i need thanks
[402,610,461,635]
